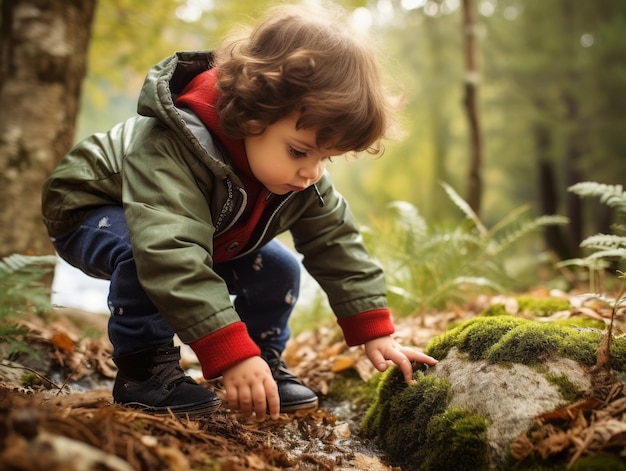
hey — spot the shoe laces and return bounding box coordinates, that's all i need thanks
[151,347,189,390]
[261,348,299,383]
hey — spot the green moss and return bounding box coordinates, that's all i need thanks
[362,369,490,470]
[481,303,510,317]
[21,372,43,388]
[424,327,465,360]
[425,316,528,360]
[456,316,530,361]
[426,314,626,373]
[326,369,379,407]
[609,339,626,372]
[517,296,571,317]
[419,408,489,471]
[553,316,605,331]
[544,373,582,402]
[362,370,452,466]
[487,322,574,365]
[570,456,626,471]
[367,316,626,470]
[558,329,604,367]
[361,365,409,437]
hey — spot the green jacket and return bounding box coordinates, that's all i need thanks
[42,51,389,347]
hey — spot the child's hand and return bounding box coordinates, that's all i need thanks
[222,356,281,421]
[364,336,438,384]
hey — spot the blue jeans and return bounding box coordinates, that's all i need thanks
[51,206,299,357]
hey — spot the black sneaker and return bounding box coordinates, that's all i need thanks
[261,347,318,412]
[112,343,221,417]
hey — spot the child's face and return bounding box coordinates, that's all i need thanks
[244,114,339,195]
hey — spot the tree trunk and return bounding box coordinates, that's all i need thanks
[0,0,96,258]
[462,0,483,219]
[562,91,584,254]
[535,124,575,261]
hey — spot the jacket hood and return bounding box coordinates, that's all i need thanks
[136,51,237,182]
[137,51,215,121]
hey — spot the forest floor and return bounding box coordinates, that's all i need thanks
[0,289,625,470]
[0,299,455,471]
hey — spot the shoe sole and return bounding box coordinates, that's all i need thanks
[280,396,319,413]
[119,399,222,418]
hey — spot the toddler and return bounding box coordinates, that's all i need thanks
[42,2,437,421]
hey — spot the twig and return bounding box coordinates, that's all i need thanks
[1,359,62,390]
[55,350,86,396]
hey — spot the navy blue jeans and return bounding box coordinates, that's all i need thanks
[51,206,299,357]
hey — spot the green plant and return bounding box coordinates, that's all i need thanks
[424,315,626,372]
[361,366,489,471]
[559,182,626,292]
[516,295,571,317]
[0,254,58,358]
[556,182,626,391]
[362,183,568,317]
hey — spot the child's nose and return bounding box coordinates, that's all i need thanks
[299,161,323,183]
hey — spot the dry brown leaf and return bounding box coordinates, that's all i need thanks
[245,453,270,469]
[50,332,75,353]
[588,419,626,443]
[332,355,356,372]
[510,432,534,461]
[535,429,572,459]
[354,357,376,382]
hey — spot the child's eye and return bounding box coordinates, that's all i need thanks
[288,146,308,159]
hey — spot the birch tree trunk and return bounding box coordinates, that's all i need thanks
[0,0,96,258]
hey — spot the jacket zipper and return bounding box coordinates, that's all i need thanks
[214,184,247,237]
[234,191,296,259]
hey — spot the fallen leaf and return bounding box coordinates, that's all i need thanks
[51,332,74,353]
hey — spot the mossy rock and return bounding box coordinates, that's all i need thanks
[516,295,571,317]
[426,315,626,372]
[363,315,626,470]
[362,367,488,471]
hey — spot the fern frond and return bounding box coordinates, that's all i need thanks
[0,254,58,279]
[584,249,626,262]
[0,254,57,317]
[386,201,428,239]
[451,276,505,291]
[488,204,532,236]
[580,234,626,251]
[490,215,569,256]
[440,182,487,237]
[557,257,611,270]
[569,182,626,212]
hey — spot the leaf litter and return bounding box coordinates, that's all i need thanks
[1,290,625,470]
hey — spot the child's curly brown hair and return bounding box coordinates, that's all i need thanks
[215,2,398,156]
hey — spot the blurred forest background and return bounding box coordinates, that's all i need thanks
[2,0,626,312]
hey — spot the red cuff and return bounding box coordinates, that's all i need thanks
[337,308,395,346]
[190,322,260,379]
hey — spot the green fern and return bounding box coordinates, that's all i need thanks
[441,182,488,237]
[362,184,567,317]
[559,182,626,291]
[568,182,626,212]
[580,234,626,251]
[0,254,58,358]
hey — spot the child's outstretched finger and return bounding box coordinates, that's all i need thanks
[403,348,438,366]
[265,378,281,420]
[367,348,389,373]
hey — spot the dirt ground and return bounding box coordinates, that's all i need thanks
[0,302,453,471]
[1,290,625,470]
